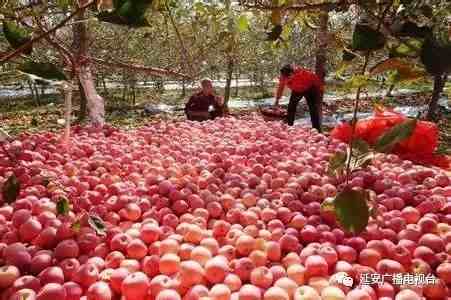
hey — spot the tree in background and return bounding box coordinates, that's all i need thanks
[0,0,187,126]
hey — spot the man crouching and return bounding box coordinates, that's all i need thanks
[185,78,224,121]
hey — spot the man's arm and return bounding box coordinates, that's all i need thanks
[212,96,224,117]
[275,78,286,105]
[185,95,195,114]
[215,95,224,107]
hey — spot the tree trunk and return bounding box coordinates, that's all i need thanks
[223,57,234,112]
[259,74,265,93]
[314,10,329,127]
[79,65,105,126]
[131,83,136,106]
[63,84,73,145]
[33,84,41,105]
[426,75,447,121]
[234,70,239,97]
[122,75,127,101]
[27,80,38,106]
[181,78,186,97]
[102,76,108,95]
[315,11,328,81]
[78,79,87,122]
[72,1,105,126]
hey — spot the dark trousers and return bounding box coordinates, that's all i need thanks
[286,86,322,132]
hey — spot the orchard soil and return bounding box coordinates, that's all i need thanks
[1,90,450,154]
[0,82,451,299]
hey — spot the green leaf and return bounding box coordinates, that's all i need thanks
[390,39,423,58]
[20,291,34,300]
[369,205,378,218]
[2,21,33,55]
[333,188,370,234]
[352,23,386,51]
[303,15,319,29]
[266,25,283,41]
[375,118,417,153]
[97,0,152,27]
[328,151,347,176]
[342,49,356,61]
[56,196,70,215]
[344,74,370,89]
[321,197,335,213]
[329,140,373,177]
[2,174,20,203]
[351,139,370,155]
[18,61,67,81]
[351,152,374,170]
[56,0,72,9]
[236,15,249,32]
[71,220,81,233]
[88,215,106,236]
[334,61,351,80]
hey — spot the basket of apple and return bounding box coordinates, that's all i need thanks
[259,106,287,121]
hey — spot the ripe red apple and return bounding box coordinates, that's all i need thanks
[239,284,262,300]
[233,258,255,283]
[359,249,382,270]
[30,253,53,275]
[346,288,372,300]
[121,272,150,300]
[305,255,328,278]
[36,283,67,300]
[38,266,65,285]
[73,263,99,288]
[54,239,80,260]
[423,278,448,299]
[86,281,113,300]
[336,245,357,263]
[413,246,439,268]
[19,219,42,242]
[12,275,41,292]
[418,233,445,252]
[437,262,451,284]
[63,281,83,300]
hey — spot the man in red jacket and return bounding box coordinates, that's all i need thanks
[274,64,324,132]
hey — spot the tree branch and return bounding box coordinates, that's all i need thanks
[239,0,347,12]
[0,0,95,64]
[165,5,196,77]
[13,0,44,12]
[35,18,75,74]
[89,57,190,79]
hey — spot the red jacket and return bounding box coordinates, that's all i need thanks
[276,66,324,99]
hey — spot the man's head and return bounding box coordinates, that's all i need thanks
[280,64,294,78]
[200,78,214,95]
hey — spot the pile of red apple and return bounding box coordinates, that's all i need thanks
[0,116,450,300]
